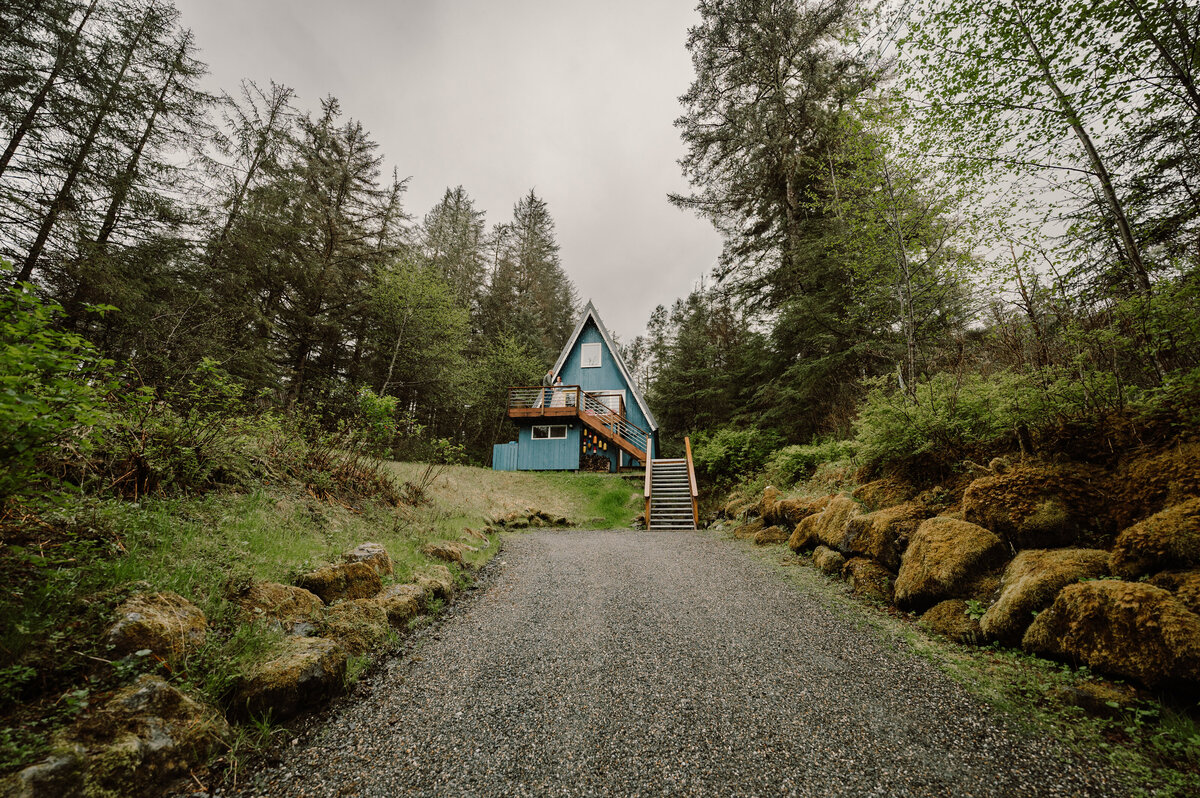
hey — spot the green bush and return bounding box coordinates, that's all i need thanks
[690,426,784,484]
[764,440,858,487]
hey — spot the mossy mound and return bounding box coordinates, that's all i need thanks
[962,462,1112,549]
[319,599,391,655]
[812,546,846,575]
[851,478,913,511]
[1023,580,1200,689]
[979,549,1109,645]
[766,495,831,527]
[733,517,765,541]
[1116,442,1200,527]
[230,581,323,626]
[789,495,861,553]
[105,592,207,661]
[921,599,982,644]
[894,517,1007,611]
[295,562,382,603]
[753,486,783,519]
[232,636,347,721]
[1109,498,1200,579]
[414,565,456,602]
[841,557,895,603]
[753,525,789,545]
[375,584,423,627]
[1150,570,1200,615]
[839,502,932,572]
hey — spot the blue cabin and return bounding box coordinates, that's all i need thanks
[493,301,659,472]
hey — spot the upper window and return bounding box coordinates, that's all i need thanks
[580,342,602,368]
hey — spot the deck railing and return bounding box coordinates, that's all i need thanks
[506,385,650,459]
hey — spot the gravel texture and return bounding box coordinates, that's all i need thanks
[227,530,1126,797]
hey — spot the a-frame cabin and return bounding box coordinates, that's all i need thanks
[493,301,658,473]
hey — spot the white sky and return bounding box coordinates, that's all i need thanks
[173,0,724,341]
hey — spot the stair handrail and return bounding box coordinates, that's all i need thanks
[643,456,653,529]
[684,436,699,528]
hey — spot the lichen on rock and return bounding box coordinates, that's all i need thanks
[1109,497,1200,579]
[295,562,382,603]
[414,565,456,602]
[980,548,1109,645]
[105,592,207,661]
[232,636,348,721]
[375,583,424,627]
[343,542,394,576]
[894,517,1007,611]
[229,581,323,630]
[319,599,391,654]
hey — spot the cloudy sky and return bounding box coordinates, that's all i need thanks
[173,0,725,341]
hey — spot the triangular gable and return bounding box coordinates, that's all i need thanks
[552,300,659,431]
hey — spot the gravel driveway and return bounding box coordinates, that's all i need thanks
[230,530,1125,797]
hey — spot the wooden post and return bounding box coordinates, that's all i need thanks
[684,436,699,529]
[643,456,653,530]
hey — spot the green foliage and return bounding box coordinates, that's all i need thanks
[691,427,784,485]
[0,282,112,502]
[764,440,858,488]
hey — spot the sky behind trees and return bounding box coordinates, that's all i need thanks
[173,0,724,339]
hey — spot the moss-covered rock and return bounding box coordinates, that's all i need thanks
[812,546,846,575]
[839,502,932,572]
[852,478,912,512]
[764,495,832,528]
[319,599,391,655]
[1117,442,1200,527]
[962,463,1112,548]
[342,542,394,576]
[230,581,323,628]
[232,636,347,721]
[792,495,861,550]
[979,549,1109,645]
[753,486,782,519]
[422,541,470,566]
[753,525,789,545]
[1050,681,1140,719]
[1150,570,1200,615]
[414,565,456,602]
[733,517,765,541]
[1109,498,1200,578]
[1023,580,1200,688]
[894,517,1007,611]
[841,558,895,603]
[105,592,206,661]
[375,584,423,627]
[295,562,382,603]
[921,599,982,644]
[9,743,87,798]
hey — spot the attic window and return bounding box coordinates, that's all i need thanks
[581,343,602,368]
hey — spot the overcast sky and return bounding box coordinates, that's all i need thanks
[172,0,724,342]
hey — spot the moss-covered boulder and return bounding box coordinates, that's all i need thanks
[1109,498,1200,579]
[1150,570,1200,616]
[791,495,861,551]
[765,495,831,528]
[980,549,1109,645]
[852,478,912,511]
[319,599,391,655]
[839,502,932,572]
[295,562,382,603]
[841,558,895,603]
[753,525,789,546]
[230,581,323,629]
[812,546,846,575]
[962,463,1111,548]
[921,599,982,644]
[414,565,456,602]
[375,584,424,627]
[894,517,1007,611]
[1117,442,1200,527]
[342,542,394,576]
[232,636,347,720]
[105,592,206,661]
[422,541,470,566]
[60,675,228,798]
[1023,580,1200,688]
[753,486,782,519]
[733,517,765,541]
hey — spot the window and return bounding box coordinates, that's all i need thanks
[532,425,567,440]
[580,342,602,368]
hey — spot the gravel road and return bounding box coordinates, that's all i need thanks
[229,530,1126,797]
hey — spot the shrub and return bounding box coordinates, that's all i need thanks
[690,426,784,485]
[764,440,858,488]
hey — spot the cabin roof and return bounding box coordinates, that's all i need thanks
[552,300,659,432]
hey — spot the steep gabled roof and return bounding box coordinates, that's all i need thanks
[552,300,659,432]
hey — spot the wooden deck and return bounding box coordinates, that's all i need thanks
[507,386,649,462]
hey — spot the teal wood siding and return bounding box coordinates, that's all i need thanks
[492,442,519,471]
[558,319,653,439]
[515,423,581,471]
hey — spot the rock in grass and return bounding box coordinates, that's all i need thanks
[51,675,229,798]
[423,541,470,566]
[319,599,391,655]
[894,517,1007,611]
[1150,570,1200,615]
[979,549,1109,645]
[1109,498,1200,579]
[414,565,456,602]
[812,546,845,575]
[375,584,424,627]
[841,557,895,603]
[839,502,932,572]
[753,525,789,546]
[232,636,347,721]
[962,462,1112,549]
[231,581,323,629]
[106,592,206,660]
[921,599,982,644]
[1023,580,1200,689]
[296,562,382,603]
[343,542,394,576]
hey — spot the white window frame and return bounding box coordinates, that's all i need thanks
[580,342,602,368]
[532,425,568,440]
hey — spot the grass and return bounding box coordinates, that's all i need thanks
[713,527,1200,798]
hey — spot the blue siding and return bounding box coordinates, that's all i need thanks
[558,319,653,440]
[492,442,519,471]
[515,423,581,470]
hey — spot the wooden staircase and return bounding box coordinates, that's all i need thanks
[644,437,699,530]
